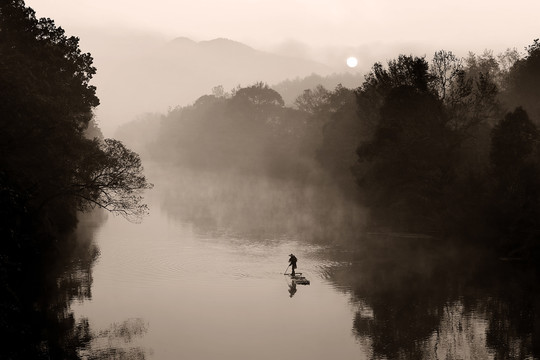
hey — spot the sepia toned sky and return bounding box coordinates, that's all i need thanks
[26,0,540,134]
[29,0,540,56]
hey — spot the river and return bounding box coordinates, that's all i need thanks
[61,167,539,359]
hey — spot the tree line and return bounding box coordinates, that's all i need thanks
[349,46,540,258]
[136,43,540,259]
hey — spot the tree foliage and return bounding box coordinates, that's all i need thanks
[504,39,540,123]
[313,85,361,188]
[231,81,284,112]
[0,0,152,237]
[47,138,152,222]
[489,108,540,254]
[346,44,539,246]
[149,82,316,178]
[294,85,330,114]
[430,50,462,101]
[355,86,454,229]
[362,55,432,95]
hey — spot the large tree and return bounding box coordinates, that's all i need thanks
[0,0,152,236]
[430,50,462,102]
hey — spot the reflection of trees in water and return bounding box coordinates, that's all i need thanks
[1,210,149,359]
[426,302,491,359]
[325,235,540,359]
[80,318,148,360]
[154,166,366,243]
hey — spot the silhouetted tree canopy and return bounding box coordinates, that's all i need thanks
[0,0,152,238]
[232,81,284,107]
[505,39,540,122]
[430,50,462,101]
[294,85,330,114]
[362,55,432,95]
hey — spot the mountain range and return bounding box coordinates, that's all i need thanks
[92,36,342,134]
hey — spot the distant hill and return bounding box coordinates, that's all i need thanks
[272,72,365,106]
[95,37,334,133]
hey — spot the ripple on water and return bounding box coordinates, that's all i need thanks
[95,234,277,289]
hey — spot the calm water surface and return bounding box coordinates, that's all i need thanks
[67,169,539,359]
[73,206,365,359]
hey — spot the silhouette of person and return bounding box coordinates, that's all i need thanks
[289,254,297,276]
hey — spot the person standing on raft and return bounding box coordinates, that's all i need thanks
[289,254,298,276]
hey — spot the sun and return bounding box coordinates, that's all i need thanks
[346,56,358,68]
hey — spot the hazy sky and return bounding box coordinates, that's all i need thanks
[26,0,540,135]
[29,0,539,55]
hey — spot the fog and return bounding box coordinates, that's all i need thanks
[93,36,335,136]
[150,165,367,243]
[5,1,540,358]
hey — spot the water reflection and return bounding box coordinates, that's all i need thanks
[286,276,311,298]
[80,318,148,359]
[288,281,297,298]
[0,210,149,359]
[323,235,540,359]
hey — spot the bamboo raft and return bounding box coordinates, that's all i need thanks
[290,273,310,285]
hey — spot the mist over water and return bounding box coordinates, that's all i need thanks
[152,165,367,243]
[71,169,368,359]
[64,165,539,359]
